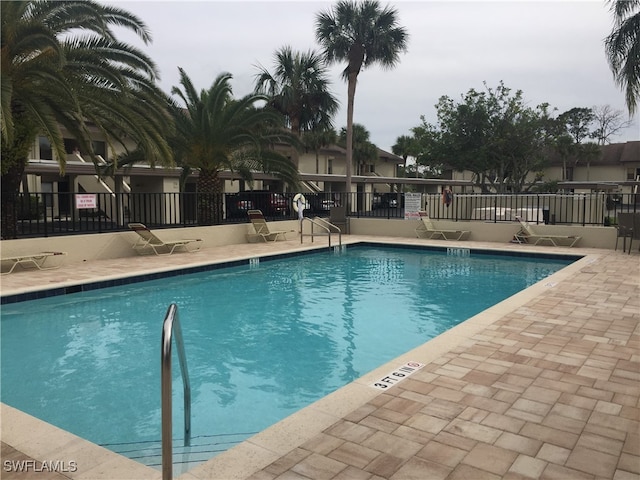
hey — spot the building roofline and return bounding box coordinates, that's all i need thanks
[28,159,639,189]
[26,159,472,186]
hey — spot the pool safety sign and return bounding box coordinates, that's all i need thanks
[404,193,422,220]
[370,361,425,390]
[75,194,97,209]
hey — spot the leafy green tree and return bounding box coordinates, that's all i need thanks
[410,121,446,179]
[415,82,551,193]
[337,123,377,176]
[557,107,594,144]
[315,0,408,194]
[170,69,300,225]
[553,107,598,183]
[605,0,640,115]
[1,0,173,239]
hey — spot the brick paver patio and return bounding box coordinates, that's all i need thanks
[1,237,638,480]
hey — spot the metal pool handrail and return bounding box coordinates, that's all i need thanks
[300,217,341,250]
[161,303,191,480]
[313,216,342,248]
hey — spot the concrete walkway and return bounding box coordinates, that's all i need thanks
[1,236,638,480]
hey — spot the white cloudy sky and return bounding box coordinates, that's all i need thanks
[112,0,639,152]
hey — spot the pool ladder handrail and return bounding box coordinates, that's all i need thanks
[161,303,191,480]
[300,217,341,250]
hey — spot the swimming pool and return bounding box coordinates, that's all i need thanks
[0,245,575,471]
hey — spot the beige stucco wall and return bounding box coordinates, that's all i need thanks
[298,151,338,176]
[373,162,397,178]
[0,221,301,265]
[348,217,616,249]
[0,217,618,268]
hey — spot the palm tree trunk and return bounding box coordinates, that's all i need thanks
[346,72,357,201]
[2,118,37,239]
[1,160,28,240]
[197,169,224,225]
[289,119,301,171]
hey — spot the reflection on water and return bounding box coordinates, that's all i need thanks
[1,247,572,465]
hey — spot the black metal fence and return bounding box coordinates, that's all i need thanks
[6,191,639,238]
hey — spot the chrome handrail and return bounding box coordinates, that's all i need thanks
[161,303,191,480]
[313,216,342,248]
[300,217,341,250]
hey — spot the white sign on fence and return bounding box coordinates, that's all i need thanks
[404,192,422,219]
[75,194,97,209]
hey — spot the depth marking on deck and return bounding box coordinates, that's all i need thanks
[370,361,425,390]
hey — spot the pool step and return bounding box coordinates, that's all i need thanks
[101,432,253,474]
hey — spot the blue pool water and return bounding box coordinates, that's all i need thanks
[0,246,574,469]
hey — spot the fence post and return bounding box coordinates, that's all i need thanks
[42,192,49,237]
[493,196,497,224]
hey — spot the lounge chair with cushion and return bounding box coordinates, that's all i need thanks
[514,216,581,247]
[128,223,202,255]
[247,210,287,242]
[1,251,67,275]
[415,212,470,240]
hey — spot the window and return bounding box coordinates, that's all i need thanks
[627,168,637,181]
[328,158,333,174]
[63,139,78,154]
[565,167,574,181]
[92,141,107,159]
[38,137,53,160]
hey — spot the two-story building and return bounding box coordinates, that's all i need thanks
[448,141,640,194]
[21,125,417,223]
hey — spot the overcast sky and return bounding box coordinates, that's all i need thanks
[112,0,639,152]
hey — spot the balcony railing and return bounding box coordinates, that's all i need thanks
[4,191,638,238]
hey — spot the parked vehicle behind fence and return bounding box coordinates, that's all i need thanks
[225,191,290,220]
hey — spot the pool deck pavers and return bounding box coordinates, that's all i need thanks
[0,235,638,480]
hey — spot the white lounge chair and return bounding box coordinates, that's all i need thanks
[128,223,202,255]
[1,251,67,275]
[514,216,581,247]
[247,210,287,242]
[415,212,470,240]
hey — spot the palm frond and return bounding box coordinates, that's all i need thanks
[605,0,640,114]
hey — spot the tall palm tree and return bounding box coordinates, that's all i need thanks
[605,0,640,115]
[315,0,408,195]
[392,134,418,185]
[554,133,575,182]
[579,142,602,181]
[338,123,377,176]
[170,69,300,225]
[1,0,173,239]
[254,46,338,169]
[302,127,337,174]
